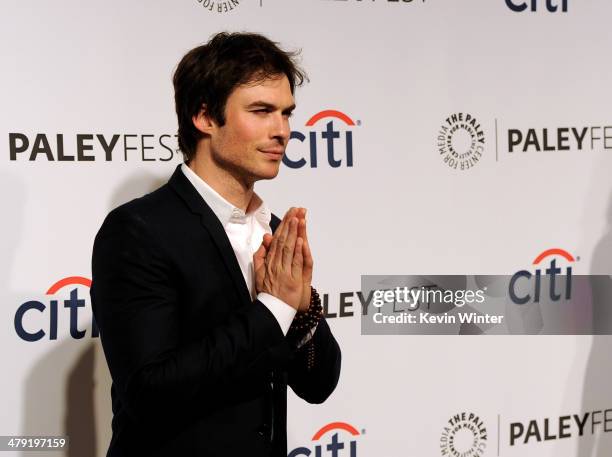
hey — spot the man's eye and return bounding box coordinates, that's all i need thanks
[254,109,269,113]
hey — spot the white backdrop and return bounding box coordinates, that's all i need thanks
[2,1,612,456]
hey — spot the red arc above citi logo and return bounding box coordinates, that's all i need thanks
[509,248,576,304]
[288,421,362,457]
[285,109,358,169]
[14,276,98,342]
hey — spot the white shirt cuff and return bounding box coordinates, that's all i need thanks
[257,292,297,336]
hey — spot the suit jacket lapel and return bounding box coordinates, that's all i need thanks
[270,213,281,233]
[168,165,253,308]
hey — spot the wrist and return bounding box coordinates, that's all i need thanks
[290,286,323,334]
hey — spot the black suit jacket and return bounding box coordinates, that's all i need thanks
[90,165,341,457]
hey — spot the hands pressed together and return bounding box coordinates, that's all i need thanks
[253,207,313,313]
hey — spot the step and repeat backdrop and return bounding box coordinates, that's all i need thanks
[2,1,612,456]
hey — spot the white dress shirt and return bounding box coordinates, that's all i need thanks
[181,163,297,335]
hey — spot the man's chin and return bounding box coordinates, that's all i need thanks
[253,164,281,182]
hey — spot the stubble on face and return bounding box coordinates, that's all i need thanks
[209,74,295,190]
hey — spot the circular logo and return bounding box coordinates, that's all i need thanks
[437,113,485,171]
[194,0,242,14]
[440,412,487,457]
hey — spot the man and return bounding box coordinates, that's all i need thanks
[91,32,341,456]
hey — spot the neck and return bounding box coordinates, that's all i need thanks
[188,149,254,211]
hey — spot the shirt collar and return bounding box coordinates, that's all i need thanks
[181,163,271,227]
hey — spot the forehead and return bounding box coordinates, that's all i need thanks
[228,74,294,107]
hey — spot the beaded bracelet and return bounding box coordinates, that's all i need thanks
[291,287,323,332]
[289,286,323,370]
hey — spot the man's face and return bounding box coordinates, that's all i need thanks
[208,74,295,184]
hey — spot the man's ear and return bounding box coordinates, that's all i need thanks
[192,105,216,135]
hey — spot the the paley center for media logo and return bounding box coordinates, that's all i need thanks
[440,412,487,457]
[434,114,610,170]
[193,0,243,14]
[437,112,485,171]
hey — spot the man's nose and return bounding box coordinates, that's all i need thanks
[271,113,290,143]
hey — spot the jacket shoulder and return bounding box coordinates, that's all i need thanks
[103,181,191,229]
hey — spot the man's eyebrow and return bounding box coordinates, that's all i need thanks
[246,101,296,112]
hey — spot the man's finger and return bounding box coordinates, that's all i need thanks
[297,207,306,221]
[303,236,313,274]
[297,208,309,248]
[298,218,313,277]
[253,243,267,293]
[297,213,306,240]
[262,233,273,249]
[268,207,293,269]
[272,209,294,272]
[292,237,304,281]
[281,217,298,272]
[253,242,267,270]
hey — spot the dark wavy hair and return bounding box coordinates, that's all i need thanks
[172,32,307,163]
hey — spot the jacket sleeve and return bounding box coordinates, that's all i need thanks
[90,206,289,423]
[286,315,341,404]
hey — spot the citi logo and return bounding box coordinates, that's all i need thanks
[288,421,362,457]
[14,276,98,342]
[285,110,358,169]
[505,0,568,12]
[509,248,575,304]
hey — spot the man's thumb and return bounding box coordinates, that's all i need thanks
[262,233,273,249]
[253,243,266,269]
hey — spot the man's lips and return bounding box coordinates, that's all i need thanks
[258,148,285,157]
